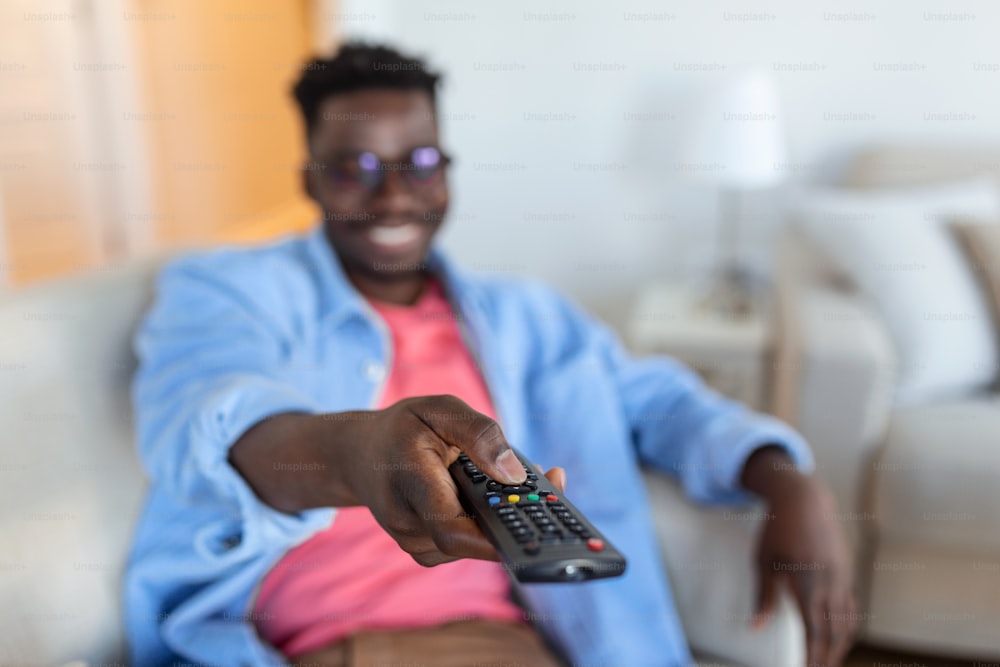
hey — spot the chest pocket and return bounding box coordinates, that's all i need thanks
[283,316,386,412]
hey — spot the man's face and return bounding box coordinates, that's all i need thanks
[306,89,448,282]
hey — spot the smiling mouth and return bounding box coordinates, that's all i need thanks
[367,223,423,249]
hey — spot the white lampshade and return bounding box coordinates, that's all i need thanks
[679,70,789,188]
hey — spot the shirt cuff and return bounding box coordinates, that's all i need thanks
[188,376,335,562]
[696,412,815,505]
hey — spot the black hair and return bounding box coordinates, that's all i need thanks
[292,41,442,138]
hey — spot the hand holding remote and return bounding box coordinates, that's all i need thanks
[343,395,562,567]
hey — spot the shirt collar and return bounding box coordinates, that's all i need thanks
[302,223,486,329]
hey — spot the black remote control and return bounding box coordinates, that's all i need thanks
[449,448,627,583]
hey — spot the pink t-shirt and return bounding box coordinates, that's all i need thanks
[253,277,526,657]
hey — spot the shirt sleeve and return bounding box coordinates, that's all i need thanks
[541,285,815,506]
[132,253,334,560]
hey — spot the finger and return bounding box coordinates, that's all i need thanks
[752,564,780,629]
[790,573,827,667]
[406,458,501,563]
[543,467,566,494]
[828,592,858,666]
[409,394,525,484]
[806,597,828,667]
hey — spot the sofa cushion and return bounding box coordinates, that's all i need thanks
[951,220,1000,366]
[794,178,1000,404]
[874,398,1000,552]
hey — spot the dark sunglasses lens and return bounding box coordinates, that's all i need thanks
[358,152,382,190]
[409,146,444,182]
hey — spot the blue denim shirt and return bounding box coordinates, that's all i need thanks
[126,225,813,667]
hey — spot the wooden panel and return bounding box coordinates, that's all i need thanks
[132,0,320,247]
[0,0,326,287]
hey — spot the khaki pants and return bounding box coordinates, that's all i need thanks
[291,618,565,667]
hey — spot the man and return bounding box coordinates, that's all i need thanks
[126,43,857,667]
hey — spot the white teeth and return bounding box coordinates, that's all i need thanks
[369,224,421,247]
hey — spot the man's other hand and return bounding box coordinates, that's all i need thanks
[742,447,859,667]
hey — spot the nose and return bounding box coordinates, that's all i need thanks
[370,168,416,214]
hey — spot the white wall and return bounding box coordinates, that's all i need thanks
[331,0,1000,328]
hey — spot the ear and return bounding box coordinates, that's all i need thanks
[302,165,318,203]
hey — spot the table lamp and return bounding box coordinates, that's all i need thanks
[679,70,789,318]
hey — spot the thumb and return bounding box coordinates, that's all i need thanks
[752,566,780,629]
[410,395,525,485]
[542,466,567,494]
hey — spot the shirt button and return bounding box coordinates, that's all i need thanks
[363,360,385,381]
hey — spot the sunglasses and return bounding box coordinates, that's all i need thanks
[319,145,451,195]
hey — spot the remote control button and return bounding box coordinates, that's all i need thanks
[507,494,520,503]
[495,506,515,515]
[471,473,487,483]
[485,491,501,499]
[539,534,560,544]
[457,453,470,463]
[515,534,535,544]
[523,542,541,555]
[545,494,559,503]
[586,538,605,552]
[526,493,539,501]
[512,527,531,537]
[569,524,587,534]
[506,520,526,530]
[487,481,504,492]
[488,497,501,506]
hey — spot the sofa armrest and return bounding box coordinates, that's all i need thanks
[642,468,805,667]
[772,246,896,551]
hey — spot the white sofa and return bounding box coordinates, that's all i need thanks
[0,256,805,666]
[773,146,1000,660]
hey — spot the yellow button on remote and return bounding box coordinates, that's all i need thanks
[507,494,520,503]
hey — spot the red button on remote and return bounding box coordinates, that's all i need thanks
[545,494,559,502]
[586,538,605,552]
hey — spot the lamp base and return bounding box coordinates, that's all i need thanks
[697,264,759,320]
